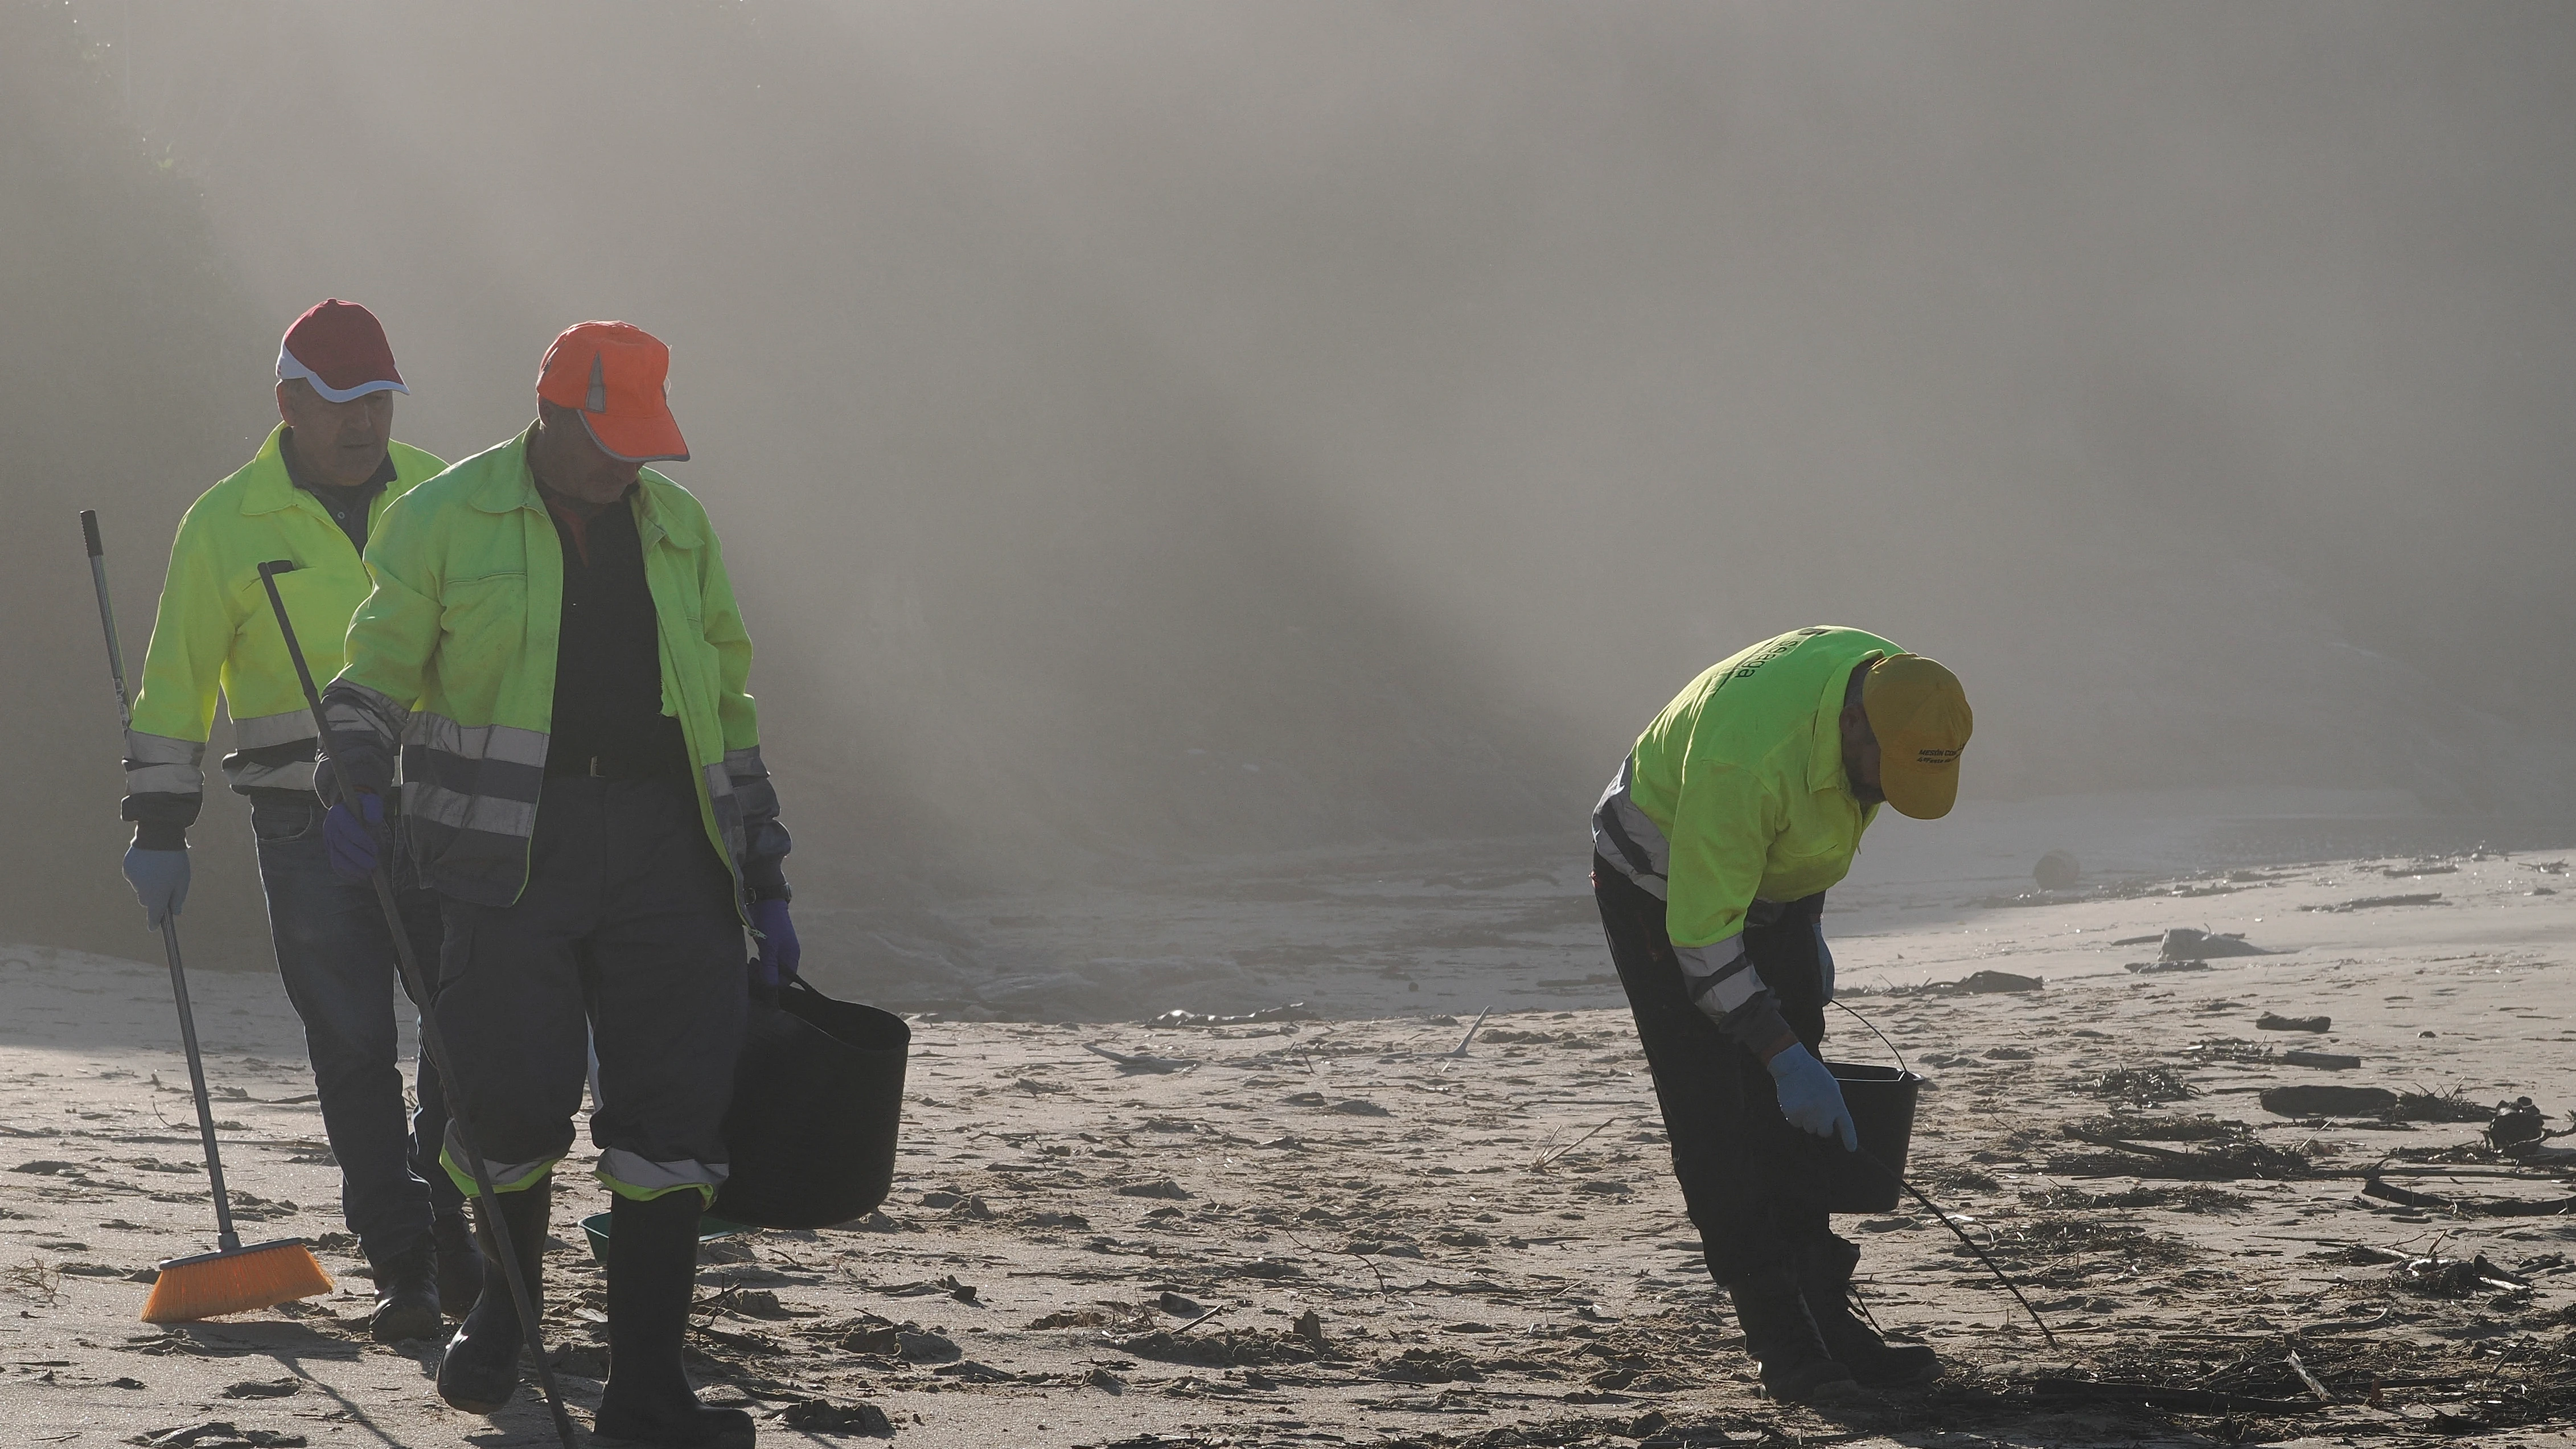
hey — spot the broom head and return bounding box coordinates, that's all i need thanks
[139,1238,335,1323]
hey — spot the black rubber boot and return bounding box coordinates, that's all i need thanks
[1731,1274,1863,1404]
[593,1191,754,1448]
[367,1237,442,1344]
[433,1212,483,1320]
[437,1176,550,1415]
[1799,1234,1940,1386]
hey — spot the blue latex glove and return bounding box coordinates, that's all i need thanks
[748,897,800,993]
[324,792,387,883]
[121,847,190,929]
[1768,1042,1858,1151]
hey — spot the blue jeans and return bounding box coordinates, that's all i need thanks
[250,793,459,1264]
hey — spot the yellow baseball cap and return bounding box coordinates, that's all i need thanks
[1862,654,1972,820]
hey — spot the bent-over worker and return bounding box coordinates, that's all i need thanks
[120,299,472,1340]
[322,321,796,1449]
[1591,626,1971,1401]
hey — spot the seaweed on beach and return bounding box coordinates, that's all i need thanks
[1990,1329,2576,1436]
[2184,1037,2274,1064]
[1917,1162,2002,1193]
[2053,1124,2312,1180]
[2389,1086,2497,1123]
[2076,1066,2196,1105]
[1362,1417,1656,1448]
[2020,1183,2250,1213]
[2064,1113,2245,1142]
[1963,1214,2199,1289]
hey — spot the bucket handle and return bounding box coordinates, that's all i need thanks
[1829,999,1909,1078]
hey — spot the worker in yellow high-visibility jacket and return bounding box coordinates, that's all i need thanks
[323,321,790,1448]
[1591,626,1971,1401]
[119,300,473,1341]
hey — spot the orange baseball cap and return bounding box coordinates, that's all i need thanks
[535,321,689,464]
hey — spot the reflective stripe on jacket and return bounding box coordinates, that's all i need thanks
[324,429,787,910]
[123,426,447,844]
[1591,625,1894,976]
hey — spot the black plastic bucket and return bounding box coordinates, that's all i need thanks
[1822,1061,1924,1214]
[710,977,909,1229]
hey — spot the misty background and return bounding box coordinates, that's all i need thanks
[7,2,2571,979]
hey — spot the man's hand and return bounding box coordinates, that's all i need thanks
[122,847,190,929]
[317,742,392,811]
[1767,1043,1858,1151]
[324,793,389,883]
[748,898,800,994]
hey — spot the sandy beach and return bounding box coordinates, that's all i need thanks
[2,833,2572,1448]
[13,2,2576,1444]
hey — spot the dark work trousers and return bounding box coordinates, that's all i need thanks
[250,793,460,1266]
[1595,854,1839,1292]
[432,776,746,1200]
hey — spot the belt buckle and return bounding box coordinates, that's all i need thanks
[587,756,606,778]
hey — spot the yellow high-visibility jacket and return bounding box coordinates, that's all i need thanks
[122,425,447,847]
[323,428,787,911]
[1592,626,1896,1050]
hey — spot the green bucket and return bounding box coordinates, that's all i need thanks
[578,1210,754,1266]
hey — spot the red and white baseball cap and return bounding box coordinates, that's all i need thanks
[276,299,407,402]
[535,321,689,463]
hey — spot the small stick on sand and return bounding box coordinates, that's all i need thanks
[2285,1348,2332,1403]
[1531,1116,1619,1173]
[1445,1008,1490,1058]
[1346,1247,1393,1300]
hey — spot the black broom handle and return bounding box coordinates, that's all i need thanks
[157,921,240,1253]
[253,562,578,1449]
[83,512,242,1252]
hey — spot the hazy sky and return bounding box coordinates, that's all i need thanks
[14,1,2573,960]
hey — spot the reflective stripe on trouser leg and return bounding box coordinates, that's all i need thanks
[440,1142,560,1197]
[597,1148,729,1205]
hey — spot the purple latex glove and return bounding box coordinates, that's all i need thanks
[748,897,800,992]
[324,792,387,883]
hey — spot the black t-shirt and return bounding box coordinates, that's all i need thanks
[543,495,692,778]
[277,428,394,553]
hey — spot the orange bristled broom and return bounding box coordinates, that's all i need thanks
[128,910,334,1319]
[131,904,338,1320]
[83,511,335,1323]
[140,1232,335,1323]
